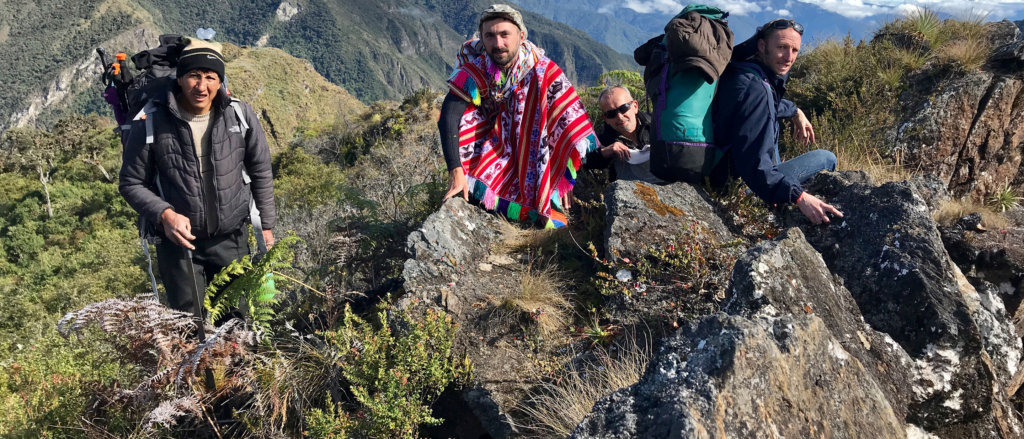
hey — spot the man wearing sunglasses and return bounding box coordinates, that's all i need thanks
[583,86,665,184]
[713,18,843,225]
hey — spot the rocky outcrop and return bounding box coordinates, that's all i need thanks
[275,2,300,22]
[401,198,561,439]
[890,21,1024,202]
[602,181,743,324]
[723,228,917,421]
[785,172,1022,436]
[571,313,906,438]
[3,25,160,131]
[402,197,507,317]
[405,167,1024,438]
[603,180,735,262]
[570,171,1024,437]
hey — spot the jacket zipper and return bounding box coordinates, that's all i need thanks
[179,117,208,236]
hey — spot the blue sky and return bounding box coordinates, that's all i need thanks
[606,0,1024,45]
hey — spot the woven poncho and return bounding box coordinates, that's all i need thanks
[448,39,597,228]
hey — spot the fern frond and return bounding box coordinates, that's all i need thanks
[204,236,301,338]
[58,299,197,364]
[175,318,245,387]
[143,395,203,431]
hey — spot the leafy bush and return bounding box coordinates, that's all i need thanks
[317,304,472,438]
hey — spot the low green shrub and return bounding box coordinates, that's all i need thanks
[315,304,472,438]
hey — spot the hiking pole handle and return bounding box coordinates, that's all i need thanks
[96,48,110,85]
[96,48,109,69]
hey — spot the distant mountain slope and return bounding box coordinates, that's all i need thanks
[510,0,653,54]
[0,0,145,129]
[515,1,1024,56]
[0,0,633,131]
[222,43,366,151]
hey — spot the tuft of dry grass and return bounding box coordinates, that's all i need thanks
[517,335,651,438]
[497,220,569,254]
[491,261,572,338]
[934,197,1010,229]
[936,36,990,71]
[807,111,912,185]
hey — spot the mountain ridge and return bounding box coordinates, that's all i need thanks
[0,0,633,132]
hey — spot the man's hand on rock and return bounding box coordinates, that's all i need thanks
[792,108,816,145]
[444,167,469,201]
[600,142,632,161]
[160,208,196,250]
[796,192,843,225]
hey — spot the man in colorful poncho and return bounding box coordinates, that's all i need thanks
[437,4,598,228]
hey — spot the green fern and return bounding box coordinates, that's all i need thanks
[204,235,301,337]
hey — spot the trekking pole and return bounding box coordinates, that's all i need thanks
[96,48,110,85]
[185,248,217,392]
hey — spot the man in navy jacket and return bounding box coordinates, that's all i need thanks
[713,19,842,224]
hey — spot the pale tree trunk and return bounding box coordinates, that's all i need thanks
[38,167,52,218]
[80,157,112,182]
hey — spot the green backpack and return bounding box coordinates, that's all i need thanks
[634,4,732,183]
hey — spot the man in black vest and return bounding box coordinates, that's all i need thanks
[119,39,276,313]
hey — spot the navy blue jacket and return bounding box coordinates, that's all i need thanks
[712,60,801,205]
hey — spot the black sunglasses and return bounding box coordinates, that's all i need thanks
[602,102,633,119]
[759,19,804,38]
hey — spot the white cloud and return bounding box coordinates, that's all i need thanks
[794,0,1024,20]
[620,0,764,15]
[706,0,766,15]
[613,0,1024,19]
[621,0,684,14]
[796,0,895,19]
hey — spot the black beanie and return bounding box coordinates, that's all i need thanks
[176,39,225,80]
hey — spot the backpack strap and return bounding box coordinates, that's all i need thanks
[129,101,159,145]
[231,101,267,255]
[241,169,268,256]
[229,100,250,137]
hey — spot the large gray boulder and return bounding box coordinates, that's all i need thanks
[723,228,917,421]
[602,180,743,323]
[570,313,905,439]
[401,198,519,439]
[402,197,506,316]
[786,172,1022,436]
[604,180,735,262]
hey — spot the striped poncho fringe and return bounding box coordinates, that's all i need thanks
[448,39,596,229]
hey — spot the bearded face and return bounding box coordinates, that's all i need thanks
[480,18,524,68]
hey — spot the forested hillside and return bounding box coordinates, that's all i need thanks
[0,0,634,131]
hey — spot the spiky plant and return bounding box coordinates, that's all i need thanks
[988,183,1022,212]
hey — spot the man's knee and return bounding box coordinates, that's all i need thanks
[818,149,837,172]
[804,149,836,173]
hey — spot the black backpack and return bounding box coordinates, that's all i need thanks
[100,34,249,148]
[123,34,187,120]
